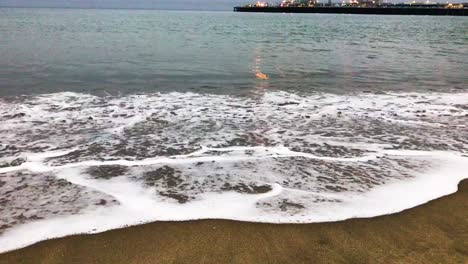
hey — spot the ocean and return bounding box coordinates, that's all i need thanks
[0,8,467,252]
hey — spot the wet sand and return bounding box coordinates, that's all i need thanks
[1,179,467,264]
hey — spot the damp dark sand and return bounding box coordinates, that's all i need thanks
[0,179,466,264]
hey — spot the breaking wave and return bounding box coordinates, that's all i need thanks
[0,90,467,252]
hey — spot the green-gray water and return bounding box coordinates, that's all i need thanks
[1,8,467,96]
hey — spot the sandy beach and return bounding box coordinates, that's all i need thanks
[0,179,465,264]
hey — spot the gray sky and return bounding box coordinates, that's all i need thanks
[0,0,246,10]
[0,0,463,10]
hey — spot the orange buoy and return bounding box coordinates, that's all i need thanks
[255,72,269,80]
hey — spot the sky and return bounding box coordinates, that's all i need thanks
[0,0,463,10]
[0,0,245,10]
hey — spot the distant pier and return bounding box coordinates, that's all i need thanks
[233,6,467,16]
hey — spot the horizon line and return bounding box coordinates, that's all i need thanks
[0,6,234,12]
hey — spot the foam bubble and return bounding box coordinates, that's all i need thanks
[0,91,467,253]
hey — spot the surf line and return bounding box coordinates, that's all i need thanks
[1,145,464,175]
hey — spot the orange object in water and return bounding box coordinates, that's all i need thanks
[255,72,269,80]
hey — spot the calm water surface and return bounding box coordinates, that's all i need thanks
[0,8,467,96]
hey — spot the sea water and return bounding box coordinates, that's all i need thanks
[0,8,467,252]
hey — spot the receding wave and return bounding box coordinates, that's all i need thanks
[0,91,467,252]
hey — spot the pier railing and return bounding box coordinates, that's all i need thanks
[233,6,467,16]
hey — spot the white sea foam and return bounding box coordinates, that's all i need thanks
[0,91,467,253]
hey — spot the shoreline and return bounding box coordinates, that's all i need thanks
[0,179,466,263]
